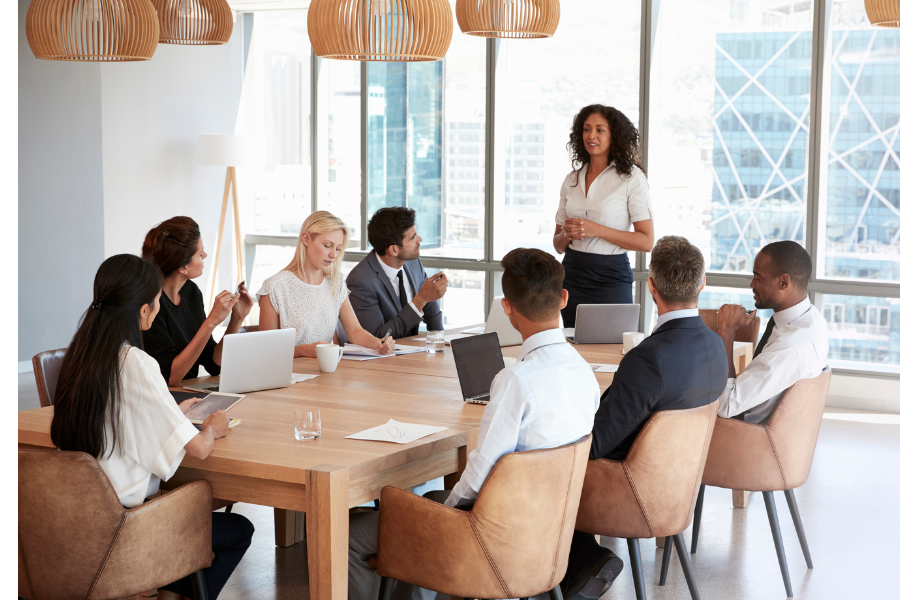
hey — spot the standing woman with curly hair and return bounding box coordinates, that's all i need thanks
[553,105,655,327]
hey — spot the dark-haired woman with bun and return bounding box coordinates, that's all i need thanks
[553,105,655,328]
[142,216,253,386]
[50,254,253,600]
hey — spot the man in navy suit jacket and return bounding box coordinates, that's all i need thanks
[564,236,729,600]
[347,207,447,339]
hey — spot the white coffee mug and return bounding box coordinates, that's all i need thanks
[623,332,645,353]
[316,343,344,373]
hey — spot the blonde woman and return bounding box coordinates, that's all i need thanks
[257,211,395,358]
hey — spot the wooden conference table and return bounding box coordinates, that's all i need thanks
[17,327,750,600]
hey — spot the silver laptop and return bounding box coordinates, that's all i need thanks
[184,328,296,394]
[564,304,641,344]
[449,332,506,404]
[484,296,523,347]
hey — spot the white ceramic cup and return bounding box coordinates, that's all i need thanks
[316,343,344,373]
[623,332,645,353]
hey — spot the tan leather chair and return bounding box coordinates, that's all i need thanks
[698,308,761,346]
[682,368,832,598]
[576,402,719,600]
[32,348,67,407]
[19,449,214,600]
[374,435,591,600]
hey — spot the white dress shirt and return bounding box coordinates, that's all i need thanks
[376,254,424,318]
[555,163,653,255]
[653,308,699,332]
[717,297,828,424]
[99,346,199,508]
[445,328,601,508]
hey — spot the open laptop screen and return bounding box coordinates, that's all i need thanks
[450,332,506,400]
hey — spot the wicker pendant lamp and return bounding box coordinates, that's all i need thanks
[308,0,453,62]
[456,0,560,38]
[865,0,900,27]
[25,0,159,61]
[151,0,233,45]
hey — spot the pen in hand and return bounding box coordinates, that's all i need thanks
[381,327,393,343]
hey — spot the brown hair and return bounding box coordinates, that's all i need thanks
[649,236,706,305]
[501,248,565,322]
[142,216,202,278]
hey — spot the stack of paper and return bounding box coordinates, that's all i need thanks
[340,343,427,361]
[344,419,447,444]
[590,364,619,373]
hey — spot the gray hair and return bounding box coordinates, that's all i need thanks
[649,236,705,305]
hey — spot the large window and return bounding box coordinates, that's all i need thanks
[821,1,900,283]
[493,0,641,259]
[821,294,900,372]
[651,0,813,274]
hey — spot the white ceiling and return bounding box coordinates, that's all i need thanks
[229,0,310,11]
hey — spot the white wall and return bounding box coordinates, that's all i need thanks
[18,1,246,362]
[18,0,105,362]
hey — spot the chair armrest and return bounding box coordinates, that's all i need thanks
[90,480,213,599]
[376,486,509,599]
[702,417,785,491]
[576,458,651,539]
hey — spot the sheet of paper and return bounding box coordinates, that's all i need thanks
[344,419,448,444]
[413,333,471,342]
[461,326,485,334]
[291,373,319,384]
[342,343,382,356]
[563,328,575,338]
[590,364,619,373]
[394,344,426,355]
[342,354,387,361]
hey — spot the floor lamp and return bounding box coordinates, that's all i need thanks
[198,134,258,309]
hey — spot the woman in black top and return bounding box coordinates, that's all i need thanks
[142,216,253,386]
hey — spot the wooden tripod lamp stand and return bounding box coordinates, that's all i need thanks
[198,134,259,308]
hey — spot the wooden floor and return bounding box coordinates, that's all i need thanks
[19,375,900,599]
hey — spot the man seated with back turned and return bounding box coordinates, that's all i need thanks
[347,248,601,600]
[347,207,448,339]
[564,236,729,600]
[715,240,828,424]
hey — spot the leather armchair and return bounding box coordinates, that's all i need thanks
[32,348,67,407]
[19,449,214,600]
[375,434,591,600]
[698,308,761,345]
[575,402,719,600]
[683,368,832,597]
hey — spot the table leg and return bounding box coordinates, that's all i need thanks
[444,429,479,490]
[733,489,750,508]
[274,509,306,547]
[306,465,350,600]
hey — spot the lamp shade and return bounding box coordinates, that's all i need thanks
[308,0,453,61]
[25,0,159,61]
[151,0,234,45]
[865,0,900,27]
[456,0,560,38]
[198,135,263,167]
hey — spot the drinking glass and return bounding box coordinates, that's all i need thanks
[425,330,445,354]
[294,409,322,441]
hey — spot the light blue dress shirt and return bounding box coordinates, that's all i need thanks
[445,328,601,508]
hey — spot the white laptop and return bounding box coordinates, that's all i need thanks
[184,328,296,394]
[484,296,523,347]
[564,304,641,344]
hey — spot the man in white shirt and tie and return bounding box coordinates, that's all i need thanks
[347,247,601,600]
[715,241,828,423]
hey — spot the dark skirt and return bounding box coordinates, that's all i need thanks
[561,249,634,328]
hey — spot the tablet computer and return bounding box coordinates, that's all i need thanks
[184,392,245,425]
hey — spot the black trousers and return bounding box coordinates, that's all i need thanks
[160,512,254,600]
[561,249,634,328]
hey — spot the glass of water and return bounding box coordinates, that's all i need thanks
[294,409,321,441]
[425,330,445,354]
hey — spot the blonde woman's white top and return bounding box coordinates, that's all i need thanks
[256,269,350,346]
[99,346,198,508]
[555,163,653,255]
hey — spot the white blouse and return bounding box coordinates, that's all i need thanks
[256,269,350,346]
[555,163,653,255]
[99,346,198,508]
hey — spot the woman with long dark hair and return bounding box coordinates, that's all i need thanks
[552,105,655,327]
[50,254,253,600]
[142,216,253,386]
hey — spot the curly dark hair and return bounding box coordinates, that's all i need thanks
[567,104,644,180]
